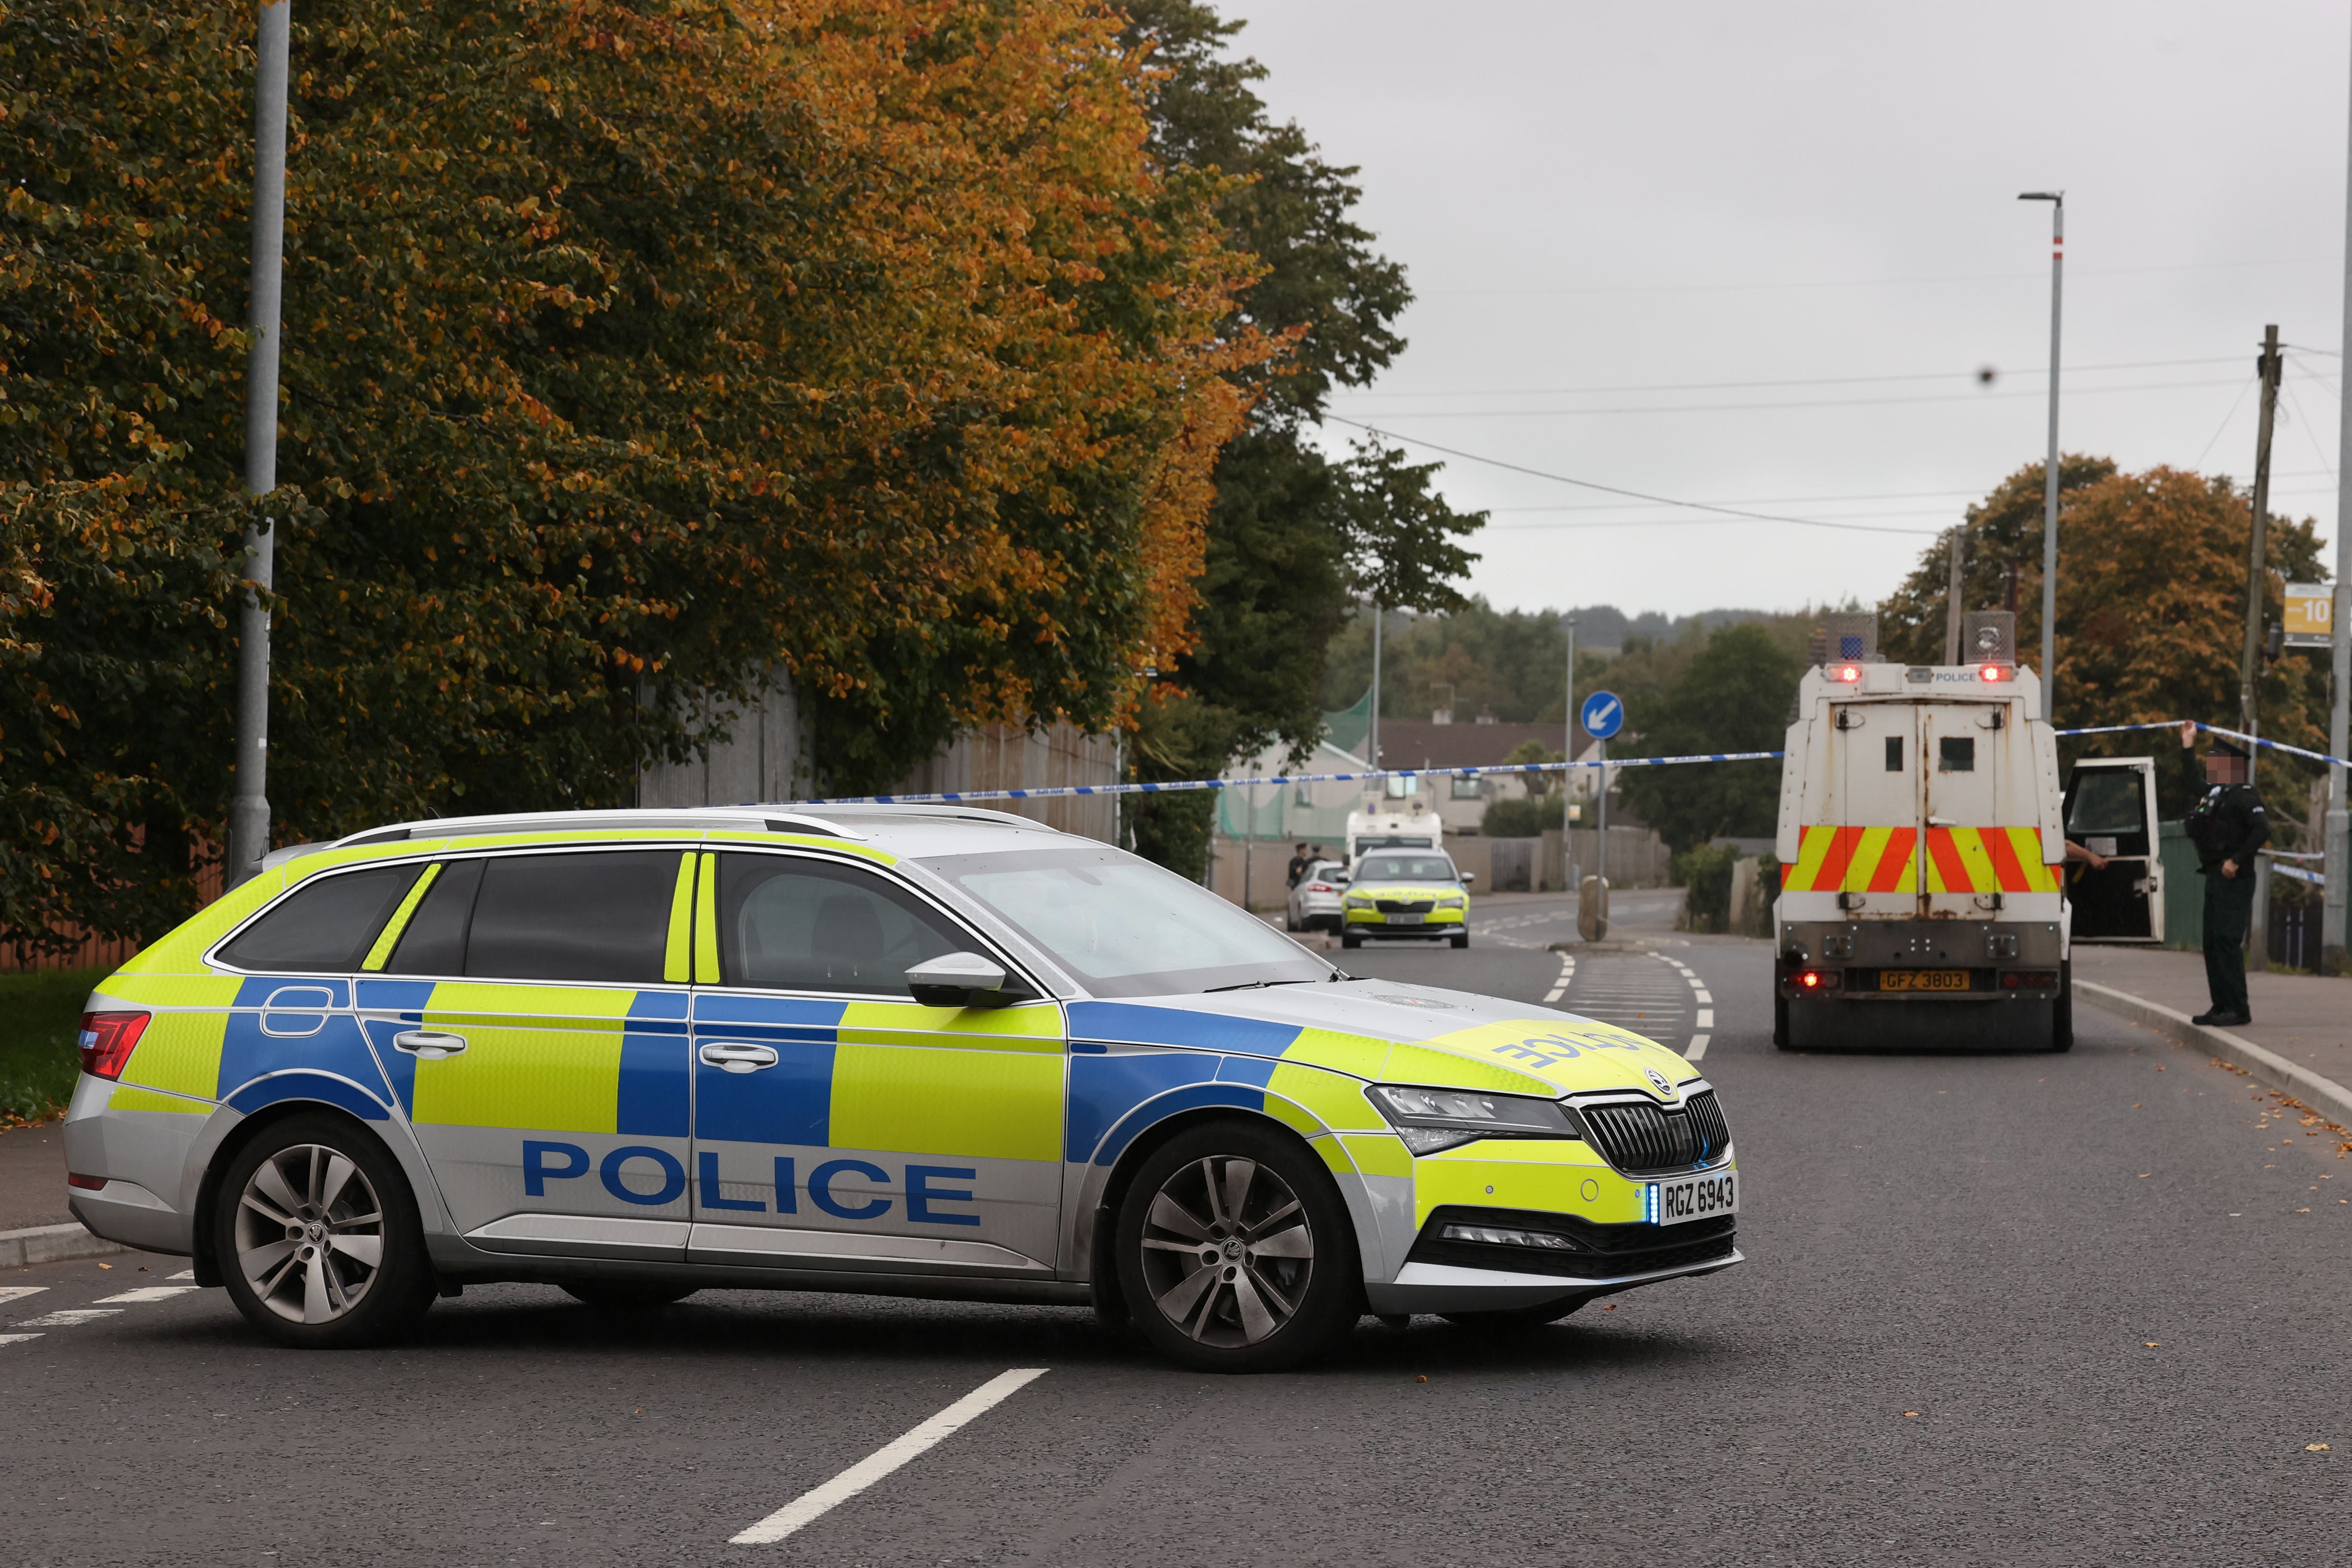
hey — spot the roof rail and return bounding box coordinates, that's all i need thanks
[328,807,866,848]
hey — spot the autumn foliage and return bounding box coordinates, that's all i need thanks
[1880,458,2334,827]
[0,0,1268,945]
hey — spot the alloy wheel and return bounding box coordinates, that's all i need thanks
[1137,1155,1315,1347]
[232,1143,386,1325]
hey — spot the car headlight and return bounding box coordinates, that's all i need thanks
[1438,895,1466,908]
[1345,895,1373,908]
[1364,1083,1583,1155]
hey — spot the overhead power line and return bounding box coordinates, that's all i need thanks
[1333,355,2245,402]
[1333,375,2244,422]
[1322,416,1943,538]
[1424,256,2337,299]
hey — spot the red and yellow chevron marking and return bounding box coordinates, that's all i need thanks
[1782,825,1917,893]
[1923,825,2059,894]
[1782,825,2058,894]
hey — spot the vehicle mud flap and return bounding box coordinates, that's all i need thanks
[2049,961,2074,1054]
[1785,997,2058,1054]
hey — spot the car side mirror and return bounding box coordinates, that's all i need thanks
[1459,871,1476,887]
[906,951,1012,1009]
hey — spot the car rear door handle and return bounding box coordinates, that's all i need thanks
[698,1042,781,1074]
[392,1030,467,1060]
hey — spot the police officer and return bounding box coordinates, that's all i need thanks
[2178,722,2268,1027]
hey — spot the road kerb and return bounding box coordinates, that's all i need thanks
[0,1222,130,1270]
[2074,981,2352,1128]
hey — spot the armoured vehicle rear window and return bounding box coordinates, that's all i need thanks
[220,864,428,973]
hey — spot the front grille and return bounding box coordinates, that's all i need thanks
[1407,1205,1737,1280]
[1375,898,1434,914]
[1579,1090,1731,1174]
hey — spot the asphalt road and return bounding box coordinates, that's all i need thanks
[8,893,2349,1566]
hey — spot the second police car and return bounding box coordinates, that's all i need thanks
[64,805,1737,1371]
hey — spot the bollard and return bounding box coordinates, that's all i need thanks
[1579,874,1610,942]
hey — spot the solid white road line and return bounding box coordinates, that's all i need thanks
[0,1286,50,1306]
[1686,1034,1711,1061]
[95,1286,200,1305]
[16,1309,120,1329]
[729,1368,1049,1545]
[0,1333,43,1348]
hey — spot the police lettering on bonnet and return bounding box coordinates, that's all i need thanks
[2179,723,2268,1028]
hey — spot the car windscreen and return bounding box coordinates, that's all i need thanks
[1354,853,1457,883]
[916,844,1331,998]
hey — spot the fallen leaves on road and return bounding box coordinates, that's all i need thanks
[2308,1443,2331,1452]
[1902,1411,1919,1418]
[2144,1342,2160,1348]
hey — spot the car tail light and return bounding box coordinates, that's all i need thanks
[1999,971,2058,990]
[1834,665,1862,683]
[1306,882,1335,893]
[1980,664,2012,682]
[67,1173,106,1190]
[1795,969,1841,991]
[78,1012,150,1081]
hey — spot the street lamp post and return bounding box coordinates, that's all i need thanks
[2019,191,2064,724]
[2328,27,2352,967]
[1562,613,1577,892]
[229,0,291,888]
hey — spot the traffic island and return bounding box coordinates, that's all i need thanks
[2072,945,2352,1128]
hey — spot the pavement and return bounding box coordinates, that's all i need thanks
[9,889,2352,1564]
[2072,944,2352,1127]
[0,1119,74,1230]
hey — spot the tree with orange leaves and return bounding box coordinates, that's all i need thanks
[0,0,1268,945]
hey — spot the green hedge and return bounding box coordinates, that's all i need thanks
[1674,844,1741,934]
[0,968,105,1124]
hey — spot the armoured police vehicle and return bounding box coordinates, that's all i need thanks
[1773,614,2163,1052]
[65,805,1737,1371]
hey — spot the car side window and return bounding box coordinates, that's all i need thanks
[384,858,483,976]
[219,863,430,973]
[716,854,971,997]
[453,851,682,985]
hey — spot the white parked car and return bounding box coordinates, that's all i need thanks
[1286,859,1347,933]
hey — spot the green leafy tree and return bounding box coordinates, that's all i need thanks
[1615,624,1801,853]
[1119,0,1481,875]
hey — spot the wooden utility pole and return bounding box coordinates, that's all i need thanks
[2238,324,2283,783]
[1942,525,1967,665]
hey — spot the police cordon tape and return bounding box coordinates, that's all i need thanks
[799,715,2343,804]
[799,749,1786,807]
[792,719,2349,809]
[2055,719,2352,772]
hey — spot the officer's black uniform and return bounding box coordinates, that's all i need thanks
[2182,741,2268,1025]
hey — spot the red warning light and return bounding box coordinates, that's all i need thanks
[1835,665,1862,683]
[1980,664,2012,682]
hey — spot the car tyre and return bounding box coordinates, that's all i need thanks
[2048,960,2074,1053]
[1773,989,1792,1050]
[1449,931,1469,949]
[562,1282,700,1310]
[1114,1119,1359,1373]
[1439,1295,1591,1331]
[1340,932,1362,950]
[213,1112,435,1349]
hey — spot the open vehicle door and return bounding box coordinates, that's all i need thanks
[2062,757,2164,943]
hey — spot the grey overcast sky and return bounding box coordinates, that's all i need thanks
[1229,0,2352,618]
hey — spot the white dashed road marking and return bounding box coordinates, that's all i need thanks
[16,1309,121,1329]
[95,1286,201,1305]
[0,1333,42,1347]
[729,1367,1049,1545]
[0,1286,50,1306]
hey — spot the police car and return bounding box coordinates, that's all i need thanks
[1341,848,1473,950]
[64,806,1737,1371]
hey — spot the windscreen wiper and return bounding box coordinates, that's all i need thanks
[1202,978,1319,993]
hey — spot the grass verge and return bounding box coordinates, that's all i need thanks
[0,968,104,1126]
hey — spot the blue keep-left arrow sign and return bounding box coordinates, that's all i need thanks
[1580,689,1624,741]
